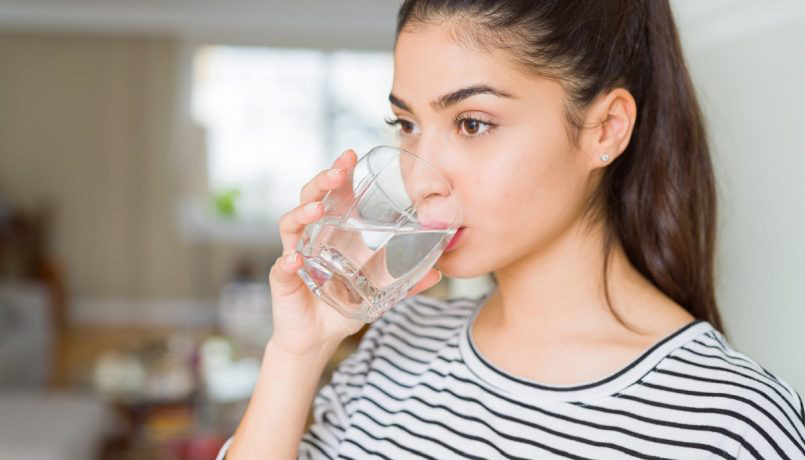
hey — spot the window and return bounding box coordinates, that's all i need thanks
[187,45,395,240]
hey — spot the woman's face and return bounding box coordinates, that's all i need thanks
[391,23,599,278]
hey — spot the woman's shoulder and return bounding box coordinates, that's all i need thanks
[684,328,800,398]
[659,325,805,429]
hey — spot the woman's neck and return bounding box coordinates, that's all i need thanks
[473,218,695,385]
[484,217,693,343]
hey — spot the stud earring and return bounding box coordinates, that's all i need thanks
[600,154,610,162]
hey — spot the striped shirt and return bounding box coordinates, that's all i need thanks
[218,292,805,459]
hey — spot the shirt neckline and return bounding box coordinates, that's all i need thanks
[457,289,714,403]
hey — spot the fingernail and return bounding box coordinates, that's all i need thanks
[327,168,342,178]
[304,201,320,213]
[285,252,298,267]
[332,152,346,166]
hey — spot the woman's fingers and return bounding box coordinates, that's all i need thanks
[298,167,345,205]
[299,149,357,205]
[277,150,357,257]
[278,200,323,256]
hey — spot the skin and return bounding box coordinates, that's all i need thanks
[390,21,695,384]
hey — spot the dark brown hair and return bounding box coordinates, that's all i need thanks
[397,0,724,333]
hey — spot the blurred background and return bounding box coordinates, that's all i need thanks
[0,0,802,459]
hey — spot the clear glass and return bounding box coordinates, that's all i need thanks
[296,146,462,322]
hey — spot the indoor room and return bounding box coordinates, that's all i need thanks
[1,1,803,459]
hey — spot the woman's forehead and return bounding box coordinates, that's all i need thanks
[393,24,503,71]
[392,29,563,112]
[392,28,524,102]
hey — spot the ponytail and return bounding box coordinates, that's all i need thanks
[606,1,723,332]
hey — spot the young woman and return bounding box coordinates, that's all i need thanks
[219,1,805,458]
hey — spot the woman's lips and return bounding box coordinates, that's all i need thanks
[445,227,466,252]
[420,220,450,230]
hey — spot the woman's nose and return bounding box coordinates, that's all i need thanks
[399,149,456,228]
[400,148,447,196]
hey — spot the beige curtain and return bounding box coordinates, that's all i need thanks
[0,32,207,304]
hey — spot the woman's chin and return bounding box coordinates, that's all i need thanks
[435,251,485,279]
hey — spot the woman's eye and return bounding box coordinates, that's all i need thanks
[384,116,418,135]
[462,119,481,135]
[385,115,495,138]
[456,116,496,137]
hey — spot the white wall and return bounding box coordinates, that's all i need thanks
[0,0,399,51]
[673,8,805,392]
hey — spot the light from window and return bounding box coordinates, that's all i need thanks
[191,45,395,224]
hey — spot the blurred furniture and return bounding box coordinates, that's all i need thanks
[217,280,273,349]
[0,281,111,460]
[0,201,110,459]
[0,200,67,385]
[95,332,249,460]
[0,281,52,385]
[0,390,111,460]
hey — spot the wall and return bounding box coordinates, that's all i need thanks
[682,18,805,392]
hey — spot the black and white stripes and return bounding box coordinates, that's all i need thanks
[218,293,805,459]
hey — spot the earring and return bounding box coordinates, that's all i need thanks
[600,154,610,162]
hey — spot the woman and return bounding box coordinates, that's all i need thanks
[220,1,805,458]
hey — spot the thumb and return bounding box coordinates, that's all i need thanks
[269,251,307,298]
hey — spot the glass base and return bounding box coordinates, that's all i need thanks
[297,254,395,323]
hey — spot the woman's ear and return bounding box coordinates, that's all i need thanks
[579,87,637,168]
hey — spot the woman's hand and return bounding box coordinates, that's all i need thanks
[267,149,443,357]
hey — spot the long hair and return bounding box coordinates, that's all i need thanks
[396,0,724,333]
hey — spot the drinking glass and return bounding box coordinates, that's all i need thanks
[295,146,462,323]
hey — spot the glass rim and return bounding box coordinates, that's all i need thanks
[365,145,454,194]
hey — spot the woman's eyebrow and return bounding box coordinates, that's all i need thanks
[389,84,516,113]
